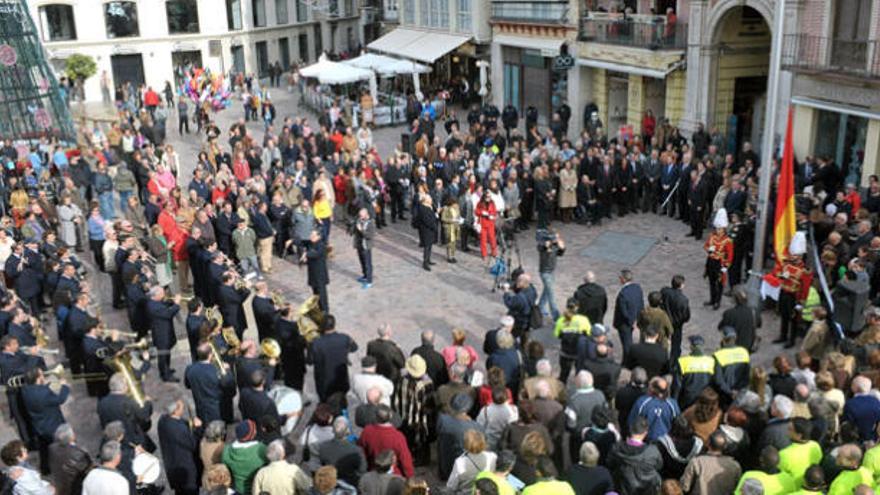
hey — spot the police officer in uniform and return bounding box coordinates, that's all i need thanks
[672,335,715,409]
[0,335,45,449]
[713,326,751,404]
[704,209,733,310]
[554,298,591,384]
[773,232,811,348]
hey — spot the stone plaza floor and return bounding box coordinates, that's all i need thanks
[0,86,787,484]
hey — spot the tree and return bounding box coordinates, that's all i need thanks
[64,54,97,83]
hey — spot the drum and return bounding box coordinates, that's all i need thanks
[268,385,303,435]
[132,451,162,485]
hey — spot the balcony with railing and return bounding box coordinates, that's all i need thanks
[490,1,569,25]
[578,13,687,50]
[782,34,880,79]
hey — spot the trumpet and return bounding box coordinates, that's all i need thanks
[96,338,150,360]
[99,329,140,340]
[165,294,195,303]
[22,346,60,355]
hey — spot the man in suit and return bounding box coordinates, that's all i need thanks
[251,281,278,342]
[594,155,614,218]
[305,230,330,311]
[367,324,406,384]
[185,343,235,424]
[217,272,250,340]
[717,287,756,352]
[573,271,608,326]
[239,368,283,423]
[0,336,44,449]
[623,324,669,379]
[661,274,691,362]
[613,269,644,361]
[411,330,448,388]
[185,298,208,364]
[659,154,679,217]
[311,315,358,402]
[353,207,376,288]
[21,368,70,474]
[158,399,202,495]
[65,293,98,375]
[98,372,155,452]
[276,306,306,391]
[146,286,182,382]
[5,242,43,316]
[642,148,662,213]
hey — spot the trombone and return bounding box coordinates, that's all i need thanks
[96,338,150,360]
[22,346,60,356]
[6,364,107,388]
[99,329,140,340]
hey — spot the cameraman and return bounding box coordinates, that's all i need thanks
[537,230,565,321]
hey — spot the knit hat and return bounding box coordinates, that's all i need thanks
[235,419,256,442]
[405,355,427,379]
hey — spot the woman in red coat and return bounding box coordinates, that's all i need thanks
[157,202,189,288]
[232,151,251,184]
[474,190,498,260]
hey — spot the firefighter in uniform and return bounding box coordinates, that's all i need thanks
[713,326,751,404]
[672,335,714,409]
[554,298,591,384]
[704,208,733,310]
[773,232,811,348]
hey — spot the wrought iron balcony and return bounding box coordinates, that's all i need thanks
[490,1,569,25]
[781,34,880,79]
[578,15,687,50]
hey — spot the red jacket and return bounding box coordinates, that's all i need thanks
[233,159,251,183]
[144,90,160,107]
[475,200,497,227]
[357,423,414,478]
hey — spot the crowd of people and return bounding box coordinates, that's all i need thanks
[0,63,879,495]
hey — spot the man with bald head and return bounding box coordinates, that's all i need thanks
[354,387,401,430]
[411,330,448,387]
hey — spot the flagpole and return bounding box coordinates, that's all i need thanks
[746,0,787,315]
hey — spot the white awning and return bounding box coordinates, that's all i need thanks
[343,53,432,76]
[367,28,471,64]
[576,58,683,79]
[493,34,565,57]
[792,96,880,121]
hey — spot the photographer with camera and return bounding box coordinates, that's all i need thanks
[537,229,565,321]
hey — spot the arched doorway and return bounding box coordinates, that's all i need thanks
[710,5,770,158]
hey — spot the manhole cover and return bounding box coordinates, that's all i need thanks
[580,231,657,265]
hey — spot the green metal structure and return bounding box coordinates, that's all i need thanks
[0,0,76,143]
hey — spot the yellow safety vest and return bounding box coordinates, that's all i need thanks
[714,346,750,367]
[678,355,715,374]
[801,287,821,322]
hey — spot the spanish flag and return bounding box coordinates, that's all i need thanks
[773,107,796,262]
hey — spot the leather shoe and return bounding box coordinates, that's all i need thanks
[428,261,436,265]
[772,338,787,344]
[423,264,431,271]
[162,377,180,383]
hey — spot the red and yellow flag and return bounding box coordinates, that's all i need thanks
[773,107,796,262]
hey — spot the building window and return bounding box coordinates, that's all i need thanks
[296,0,309,22]
[314,24,322,58]
[275,0,289,23]
[253,0,267,26]
[436,0,448,27]
[832,0,872,69]
[38,4,77,42]
[455,0,469,32]
[298,33,309,62]
[421,0,447,27]
[329,0,339,16]
[403,0,414,24]
[419,0,428,25]
[227,0,243,30]
[256,41,269,76]
[166,0,200,34]
[104,1,139,38]
[344,0,354,16]
[279,37,290,68]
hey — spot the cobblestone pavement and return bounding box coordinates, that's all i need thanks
[1,87,787,483]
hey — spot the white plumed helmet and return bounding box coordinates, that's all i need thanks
[713,208,729,229]
[789,231,807,256]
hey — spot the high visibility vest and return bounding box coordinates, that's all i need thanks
[678,355,715,375]
[801,287,821,322]
[714,346,750,367]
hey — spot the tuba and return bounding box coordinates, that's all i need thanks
[205,306,223,329]
[107,351,147,408]
[221,327,241,355]
[296,295,325,343]
[260,338,282,361]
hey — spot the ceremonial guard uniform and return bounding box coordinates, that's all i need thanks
[704,209,733,310]
[672,335,714,409]
[774,232,811,347]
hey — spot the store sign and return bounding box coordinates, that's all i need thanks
[553,54,574,71]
